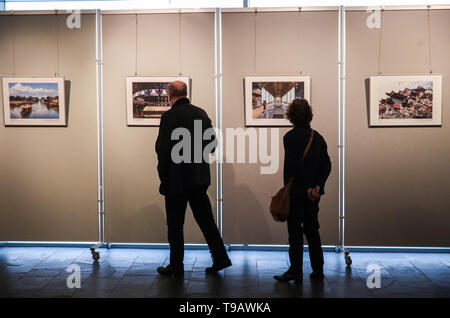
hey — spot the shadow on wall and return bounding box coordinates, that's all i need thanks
[365,78,371,127]
[131,203,166,243]
[65,80,71,126]
[223,162,272,243]
[106,168,165,243]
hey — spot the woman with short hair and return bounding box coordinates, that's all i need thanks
[274,99,331,282]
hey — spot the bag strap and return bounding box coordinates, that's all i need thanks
[302,129,314,160]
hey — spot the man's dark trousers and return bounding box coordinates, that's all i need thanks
[165,185,228,268]
[287,195,324,275]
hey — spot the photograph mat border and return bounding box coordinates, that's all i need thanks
[244,75,311,127]
[2,77,66,126]
[126,76,190,126]
[369,74,442,127]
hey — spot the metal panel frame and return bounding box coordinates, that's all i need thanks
[1,5,450,258]
[214,8,224,235]
[90,8,104,261]
[1,241,449,253]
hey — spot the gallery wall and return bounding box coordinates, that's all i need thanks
[102,12,217,243]
[0,9,449,247]
[345,10,450,246]
[0,14,98,241]
[221,11,340,245]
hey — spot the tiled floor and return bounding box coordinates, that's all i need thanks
[0,247,449,298]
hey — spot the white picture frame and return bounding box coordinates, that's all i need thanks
[2,77,66,126]
[126,76,190,126]
[244,75,311,127]
[370,74,442,127]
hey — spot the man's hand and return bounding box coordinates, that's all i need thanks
[306,185,321,201]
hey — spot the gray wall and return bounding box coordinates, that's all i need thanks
[346,10,450,246]
[221,11,340,245]
[1,10,449,247]
[102,13,216,243]
[0,14,98,241]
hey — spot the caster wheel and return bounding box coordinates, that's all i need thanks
[92,251,100,262]
[335,246,340,253]
[345,255,352,266]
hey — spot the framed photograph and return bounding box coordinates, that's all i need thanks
[126,76,190,126]
[2,77,66,126]
[370,74,442,126]
[244,75,311,126]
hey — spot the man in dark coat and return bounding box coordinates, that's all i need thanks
[155,81,231,276]
[274,98,331,282]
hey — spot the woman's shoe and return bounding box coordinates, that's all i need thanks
[273,271,302,282]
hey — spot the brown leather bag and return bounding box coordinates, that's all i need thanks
[270,129,314,222]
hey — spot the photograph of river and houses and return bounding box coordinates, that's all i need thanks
[2,77,66,126]
[244,76,311,126]
[126,76,190,126]
[370,75,442,126]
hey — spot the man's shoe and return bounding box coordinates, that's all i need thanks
[273,271,302,282]
[157,265,184,276]
[205,258,232,273]
[309,271,325,281]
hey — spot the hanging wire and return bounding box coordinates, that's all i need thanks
[253,8,258,75]
[12,14,16,76]
[135,13,138,76]
[297,7,302,75]
[376,8,384,75]
[427,6,432,74]
[55,12,60,77]
[178,10,182,76]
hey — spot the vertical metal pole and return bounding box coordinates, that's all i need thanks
[219,8,223,237]
[214,8,223,236]
[338,6,346,249]
[214,8,219,231]
[338,6,342,248]
[95,9,105,244]
[341,6,346,249]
